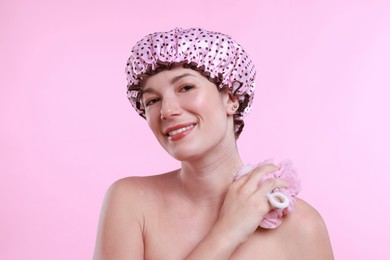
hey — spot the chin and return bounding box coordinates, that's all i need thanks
[166,146,204,162]
[166,139,223,162]
[158,126,231,162]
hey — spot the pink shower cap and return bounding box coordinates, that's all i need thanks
[125,27,256,137]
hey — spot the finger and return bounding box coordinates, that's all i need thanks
[232,165,256,185]
[261,177,288,193]
[233,165,255,181]
[243,164,280,190]
[234,164,278,185]
[251,178,288,206]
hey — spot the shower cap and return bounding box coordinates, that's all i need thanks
[125,27,256,137]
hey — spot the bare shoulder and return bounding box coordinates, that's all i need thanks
[281,198,334,259]
[108,174,159,196]
[94,172,177,260]
[291,198,327,231]
[107,170,177,203]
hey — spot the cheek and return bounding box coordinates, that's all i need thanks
[185,90,225,114]
[145,112,160,131]
[187,95,205,108]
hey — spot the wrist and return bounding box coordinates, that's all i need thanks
[208,221,243,253]
[184,223,240,259]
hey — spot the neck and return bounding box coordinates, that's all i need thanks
[177,144,243,209]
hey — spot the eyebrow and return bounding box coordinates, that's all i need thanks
[142,73,195,95]
[170,73,195,84]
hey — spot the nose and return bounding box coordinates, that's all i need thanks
[160,97,182,120]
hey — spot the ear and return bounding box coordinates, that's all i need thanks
[222,89,239,116]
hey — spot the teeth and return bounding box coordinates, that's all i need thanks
[168,124,195,136]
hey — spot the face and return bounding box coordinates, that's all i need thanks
[141,67,238,161]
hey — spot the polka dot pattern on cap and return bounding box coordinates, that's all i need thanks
[125,27,256,137]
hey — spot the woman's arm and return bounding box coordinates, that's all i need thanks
[93,179,144,260]
[184,164,288,259]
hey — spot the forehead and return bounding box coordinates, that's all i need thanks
[142,67,205,89]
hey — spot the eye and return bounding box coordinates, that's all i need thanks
[180,84,194,92]
[145,97,160,107]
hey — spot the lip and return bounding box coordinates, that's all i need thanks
[164,123,196,141]
[164,122,197,136]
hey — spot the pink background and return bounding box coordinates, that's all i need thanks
[1,0,389,259]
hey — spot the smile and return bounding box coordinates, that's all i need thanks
[168,124,195,137]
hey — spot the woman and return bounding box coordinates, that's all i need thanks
[94,28,333,259]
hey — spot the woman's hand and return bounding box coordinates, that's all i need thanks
[215,164,288,245]
[184,164,288,259]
